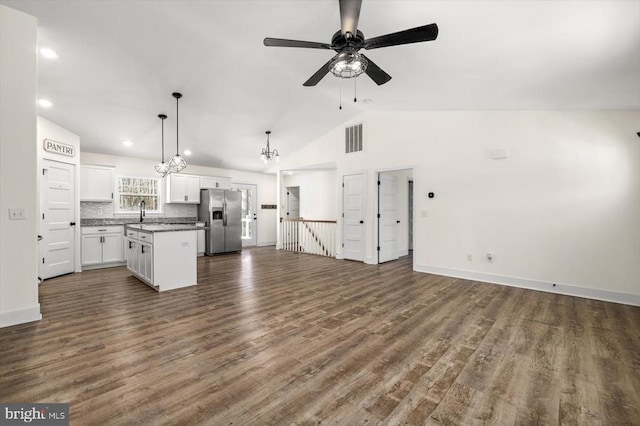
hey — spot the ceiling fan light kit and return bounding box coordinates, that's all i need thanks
[263,0,438,87]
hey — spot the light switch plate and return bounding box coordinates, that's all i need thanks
[8,208,25,220]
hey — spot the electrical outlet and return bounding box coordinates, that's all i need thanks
[8,208,25,220]
[466,253,472,261]
[487,253,493,263]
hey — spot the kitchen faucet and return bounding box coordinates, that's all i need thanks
[140,200,145,222]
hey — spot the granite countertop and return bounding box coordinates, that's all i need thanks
[81,217,197,226]
[126,223,202,233]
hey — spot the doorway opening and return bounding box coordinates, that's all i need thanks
[377,169,414,264]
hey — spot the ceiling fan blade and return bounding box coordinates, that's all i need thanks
[303,59,332,86]
[361,55,392,86]
[339,0,362,36]
[364,23,438,50]
[264,38,332,49]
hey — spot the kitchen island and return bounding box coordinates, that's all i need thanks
[125,224,198,291]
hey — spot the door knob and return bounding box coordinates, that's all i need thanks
[70,222,76,226]
[359,220,364,224]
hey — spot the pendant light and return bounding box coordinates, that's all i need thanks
[260,130,279,163]
[155,114,169,177]
[168,92,186,173]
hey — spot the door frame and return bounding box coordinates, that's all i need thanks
[231,182,258,247]
[373,167,415,265]
[39,158,80,280]
[340,172,366,262]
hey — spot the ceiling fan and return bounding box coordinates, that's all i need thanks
[263,0,438,86]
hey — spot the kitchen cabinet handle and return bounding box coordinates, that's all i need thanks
[141,245,145,254]
[129,241,132,249]
[98,229,107,231]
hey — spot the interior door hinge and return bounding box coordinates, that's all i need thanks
[342,243,344,248]
[377,213,381,218]
[377,246,380,251]
[42,213,45,220]
[377,181,380,185]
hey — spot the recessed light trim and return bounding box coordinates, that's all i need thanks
[40,47,59,60]
[122,140,133,147]
[38,99,53,108]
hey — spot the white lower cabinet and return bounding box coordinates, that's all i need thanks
[139,242,154,283]
[126,227,197,292]
[81,226,124,268]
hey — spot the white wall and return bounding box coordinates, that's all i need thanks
[0,5,40,327]
[37,116,82,272]
[282,170,338,220]
[81,152,278,246]
[280,110,640,305]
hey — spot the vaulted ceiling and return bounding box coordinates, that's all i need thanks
[3,0,639,172]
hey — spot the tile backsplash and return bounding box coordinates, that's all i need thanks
[81,202,197,219]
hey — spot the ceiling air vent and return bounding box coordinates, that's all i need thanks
[345,124,363,154]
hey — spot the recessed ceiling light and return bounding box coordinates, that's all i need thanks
[40,47,59,60]
[183,150,192,156]
[122,140,133,147]
[38,99,53,108]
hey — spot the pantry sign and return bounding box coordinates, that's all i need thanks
[43,139,75,157]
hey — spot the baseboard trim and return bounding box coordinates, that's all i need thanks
[414,264,640,307]
[258,241,276,247]
[0,304,42,328]
[399,249,409,257]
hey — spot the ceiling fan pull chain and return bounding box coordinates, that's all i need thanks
[339,76,343,110]
[353,74,357,103]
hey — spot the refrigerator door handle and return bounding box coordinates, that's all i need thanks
[223,202,227,226]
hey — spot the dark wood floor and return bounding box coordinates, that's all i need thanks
[1,248,639,425]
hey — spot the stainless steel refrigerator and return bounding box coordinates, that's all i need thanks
[198,189,242,255]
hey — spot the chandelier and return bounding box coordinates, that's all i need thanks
[168,92,186,173]
[155,114,169,177]
[260,131,279,163]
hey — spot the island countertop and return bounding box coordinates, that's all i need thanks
[126,223,202,233]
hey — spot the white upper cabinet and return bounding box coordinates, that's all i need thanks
[80,165,114,202]
[166,173,201,203]
[200,176,231,190]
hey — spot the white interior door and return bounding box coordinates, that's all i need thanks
[378,173,399,263]
[40,159,76,279]
[232,183,258,247]
[342,174,365,261]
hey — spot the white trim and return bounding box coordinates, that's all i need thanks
[399,249,409,257]
[0,304,41,328]
[414,264,640,307]
[258,241,276,247]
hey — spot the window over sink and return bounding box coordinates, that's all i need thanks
[116,176,162,214]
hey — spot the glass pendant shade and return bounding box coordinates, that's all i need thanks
[168,154,186,173]
[155,161,170,177]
